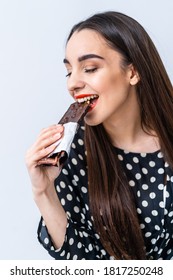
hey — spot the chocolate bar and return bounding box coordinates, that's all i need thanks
[58,101,90,124]
[37,101,90,166]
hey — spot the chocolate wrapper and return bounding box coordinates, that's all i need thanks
[48,122,78,157]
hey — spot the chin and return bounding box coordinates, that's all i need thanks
[84,116,102,127]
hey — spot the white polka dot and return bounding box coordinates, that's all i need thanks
[68,185,73,192]
[44,237,49,244]
[56,185,61,192]
[73,174,79,181]
[137,208,142,214]
[60,250,66,256]
[95,233,100,239]
[67,252,70,259]
[69,238,74,245]
[167,249,172,254]
[71,143,76,149]
[145,217,151,223]
[78,139,84,145]
[158,168,164,174]
[142,200,148,207]
[137,190,141,197]
[142,184,148,190]
[126,163,132,170]
[145,232,152,237]
[149,192,156,199]
[85,204,89,211]
[151,210,158,216]
[154,246,159,252]
[140,223,145,229]
[73,255,78,260]
[151,238,157,244]
[81,186,87,193]
[154,225,160,230]
[135,173,141,180]
[62,168,68,175]
[74,206,80,213]
[159,201,164,208]
[165,191,170,198]
[158,248,163,254]
[77,242,82,248]
[142,168,148,174]
[72,158,78,165]
[60,181,66,188]
[118,154,123,161]
[149,161,155,167]
[61,198,65,206]
[133,157,139,163]
[168,211,173,217]
[72,180,78,186]
[157,152,163,158]
[66,211,71,218]
[68,163,71,169]
[80,169,86,176]
[101,249,107,255]
[88,244,93,251]
[129,180,135,187]
[78,154,83,160]
[141,153,146,157]
[81,229,88,236]
[158,184,164,190]
[67,194,73,201]
[150,177,156,183]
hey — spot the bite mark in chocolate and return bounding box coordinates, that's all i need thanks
[58,101,90,124]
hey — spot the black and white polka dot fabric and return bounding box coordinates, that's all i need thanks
[38,123,173,260]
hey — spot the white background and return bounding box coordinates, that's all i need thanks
[0,0,172,259]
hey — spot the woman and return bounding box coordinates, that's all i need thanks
[25,11,173,260]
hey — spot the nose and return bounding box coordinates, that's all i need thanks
[67,72,85,96]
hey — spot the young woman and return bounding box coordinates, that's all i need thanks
[25,11,173,260]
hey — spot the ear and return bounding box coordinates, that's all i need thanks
[129,65,140,85]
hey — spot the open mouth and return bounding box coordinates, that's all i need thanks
[77,94,99,106]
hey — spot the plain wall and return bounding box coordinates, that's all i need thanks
[0,0,172,259]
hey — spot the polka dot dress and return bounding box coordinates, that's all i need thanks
[37,123,173,260]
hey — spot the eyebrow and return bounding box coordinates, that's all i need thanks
[63,54,104,64]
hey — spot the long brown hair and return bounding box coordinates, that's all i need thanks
[67,11,173,259]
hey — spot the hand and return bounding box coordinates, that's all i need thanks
[25,124,64,195]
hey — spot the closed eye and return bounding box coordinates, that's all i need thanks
[84,68,97,73]
[66,72,71,77]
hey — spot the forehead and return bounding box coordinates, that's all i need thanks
[65,29,109,57]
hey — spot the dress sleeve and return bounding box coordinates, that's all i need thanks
[37,123,111,260]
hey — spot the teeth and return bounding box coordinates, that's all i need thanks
[77,95,98,103]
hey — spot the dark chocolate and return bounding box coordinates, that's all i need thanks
[58,101,90,124]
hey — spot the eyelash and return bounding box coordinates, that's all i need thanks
[66,67,97,77]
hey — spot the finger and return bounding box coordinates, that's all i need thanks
[35,131,63,153]
[36,157,59,167]
[37,124,64,141]
[26,141,58,168]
